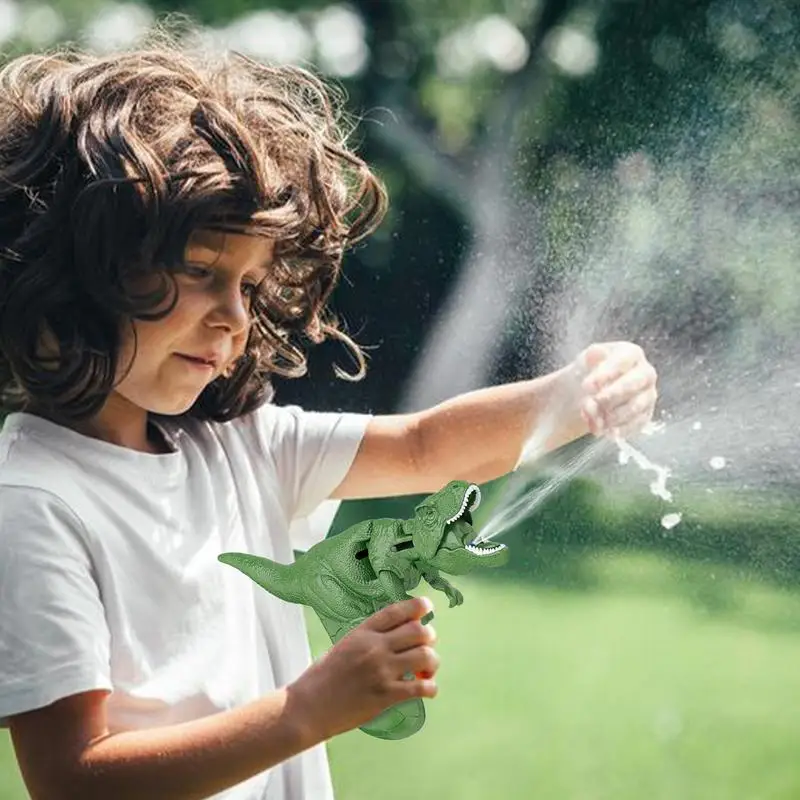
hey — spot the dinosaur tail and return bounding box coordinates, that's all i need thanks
[218,552,306,606]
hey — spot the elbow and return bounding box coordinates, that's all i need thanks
[405,412,450,491]
[408,411,502,488]
[405,412,429,481]
[21,758,121,800]
[20,769,87,800]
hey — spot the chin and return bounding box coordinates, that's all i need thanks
[148,393,203,417]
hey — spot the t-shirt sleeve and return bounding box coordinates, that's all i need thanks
[0,486,112,725]
[250,403,371,522]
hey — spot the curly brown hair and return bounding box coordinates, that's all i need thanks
[0,36,387,422]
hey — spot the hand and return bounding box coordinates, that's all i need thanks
[576,341,658,438]
[287,597,439,741]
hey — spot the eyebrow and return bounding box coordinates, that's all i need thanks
[187,244,272,278]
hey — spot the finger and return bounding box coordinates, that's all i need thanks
[581,341,637,374]
[394,675,439,701]
[394,644,440,681]
[603,390,657,436]
[386,619,437,653]
[582,344,644,392]
[365,596,434,633]
[581,397,605,436]
[580,342,610,372]
[593,364,657,413]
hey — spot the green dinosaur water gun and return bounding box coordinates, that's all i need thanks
[218,479,509,740]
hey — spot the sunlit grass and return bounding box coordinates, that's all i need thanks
[3,550,800,799]
[321,551,800,800]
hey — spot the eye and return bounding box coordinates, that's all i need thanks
[179,263,213,280]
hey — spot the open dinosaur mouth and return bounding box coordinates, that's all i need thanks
[465,540,505,556]
[445,484,506,557]
[445,484,481,525]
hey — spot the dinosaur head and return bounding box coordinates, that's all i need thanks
[407,480,508,574]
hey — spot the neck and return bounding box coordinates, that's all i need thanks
[30,394,168,454]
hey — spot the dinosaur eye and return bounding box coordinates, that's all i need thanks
[422,507,437,524]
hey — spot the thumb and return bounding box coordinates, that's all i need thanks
[580,343,609,372]
[367,596,433,633]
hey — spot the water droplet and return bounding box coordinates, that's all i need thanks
[709,456,726,470]
[692,421,702,430]
[653,707,684,741]
[661,512,682,530]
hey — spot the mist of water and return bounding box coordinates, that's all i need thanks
[395,5,799,544]
[474,435,607,543]
[474,81,800,543]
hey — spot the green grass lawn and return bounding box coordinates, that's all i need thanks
[3,549,800,799]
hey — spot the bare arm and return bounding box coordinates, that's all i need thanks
[10,597,438,800]
[411,368,583,488]
[333,367,584,499]
[10,687,317,800]
[332,342,657,499]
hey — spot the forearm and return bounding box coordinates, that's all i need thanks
[414,365,589,486]
[70,687,318,800]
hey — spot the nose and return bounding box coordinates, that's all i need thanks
[206,284,250,335]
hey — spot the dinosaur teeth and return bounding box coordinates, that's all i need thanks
[446,484,482,524]
[465,543,504,556]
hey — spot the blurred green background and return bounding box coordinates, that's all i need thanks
[2,0,800,797]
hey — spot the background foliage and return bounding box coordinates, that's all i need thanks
[1,0,799,797]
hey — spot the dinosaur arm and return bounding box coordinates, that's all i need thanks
[377,570,434,625]
[377,570,414,604]
[421,568,464,608]
[367,520,421,599]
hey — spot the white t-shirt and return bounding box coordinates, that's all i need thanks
[0,405,371,799]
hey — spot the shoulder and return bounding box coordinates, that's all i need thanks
[0,417,97,552]
[177,402,371,526]
[0,414,62,483]
[0,482,88,548]
[172,402,371,462]
[0,420,83,514]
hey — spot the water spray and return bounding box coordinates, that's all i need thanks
[474,413,679,546]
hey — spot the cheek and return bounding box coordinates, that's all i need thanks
[116,318,172,379]
[231,328,251,358]
[115,323,139,378]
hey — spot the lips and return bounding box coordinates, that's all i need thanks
[176,353,220,369]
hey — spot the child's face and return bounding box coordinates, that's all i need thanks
[114,229,274,416]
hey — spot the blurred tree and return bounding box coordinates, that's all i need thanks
[2,0,798,429]
[1,0,799,578]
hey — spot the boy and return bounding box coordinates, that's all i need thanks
[0,42,657,799]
